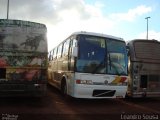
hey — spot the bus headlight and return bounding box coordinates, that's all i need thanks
[122,82,128,86]
[76,80,93,85]
[133,75,139,85]
[117,82,128,86]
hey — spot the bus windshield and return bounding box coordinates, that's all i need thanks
[76,35,127,75]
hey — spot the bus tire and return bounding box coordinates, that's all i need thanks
[61,79,72,101]
[125,92,131,99]
[61,80,66,95]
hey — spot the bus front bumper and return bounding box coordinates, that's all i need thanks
[72,85,127,99]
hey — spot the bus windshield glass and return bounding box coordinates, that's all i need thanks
[107,40,127,75]
[76,35,127,75]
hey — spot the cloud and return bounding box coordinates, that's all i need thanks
[137,30,160,40]
[110,5,152,22]
[1,0,156,51]
[0,0,110,25]
[43,0,115,50]
[1,0,116,50]
[0,0,104,24]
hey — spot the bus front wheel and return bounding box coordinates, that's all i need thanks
[61,79,72,101]
[61,79,67,96]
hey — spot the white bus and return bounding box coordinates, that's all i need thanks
[48,31,128,98]
[0,19,48,97]
[127,39,160,98]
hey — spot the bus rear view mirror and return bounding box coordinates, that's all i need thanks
[73,47,78,57]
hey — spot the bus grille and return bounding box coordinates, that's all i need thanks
[92,90,116,97]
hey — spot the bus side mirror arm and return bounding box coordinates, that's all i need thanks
[126,46,130,56]
[73,47,78,57]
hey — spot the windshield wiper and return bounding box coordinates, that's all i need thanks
[108,53,112,70]
[108,53,125,75]
[111,62,127,75]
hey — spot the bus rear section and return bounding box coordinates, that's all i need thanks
[0,19,48,97]
[127,39,160,98]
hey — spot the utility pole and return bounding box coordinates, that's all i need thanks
[145,16,151,40]
[7,0,9,19]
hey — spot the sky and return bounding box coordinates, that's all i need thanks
[0,0,160,51]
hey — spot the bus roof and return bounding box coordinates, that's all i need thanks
[71,31,124,41]
[0,19,46,28]
[127,39,159,45]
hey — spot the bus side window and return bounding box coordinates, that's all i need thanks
[49,50,53,61]
[51,50,54,60]
[69,38,77,57]
[68,38,77,71]
[57,44,63,58]
[48,52,51,61]
[62,39,70,57]
[53,47,57,60]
